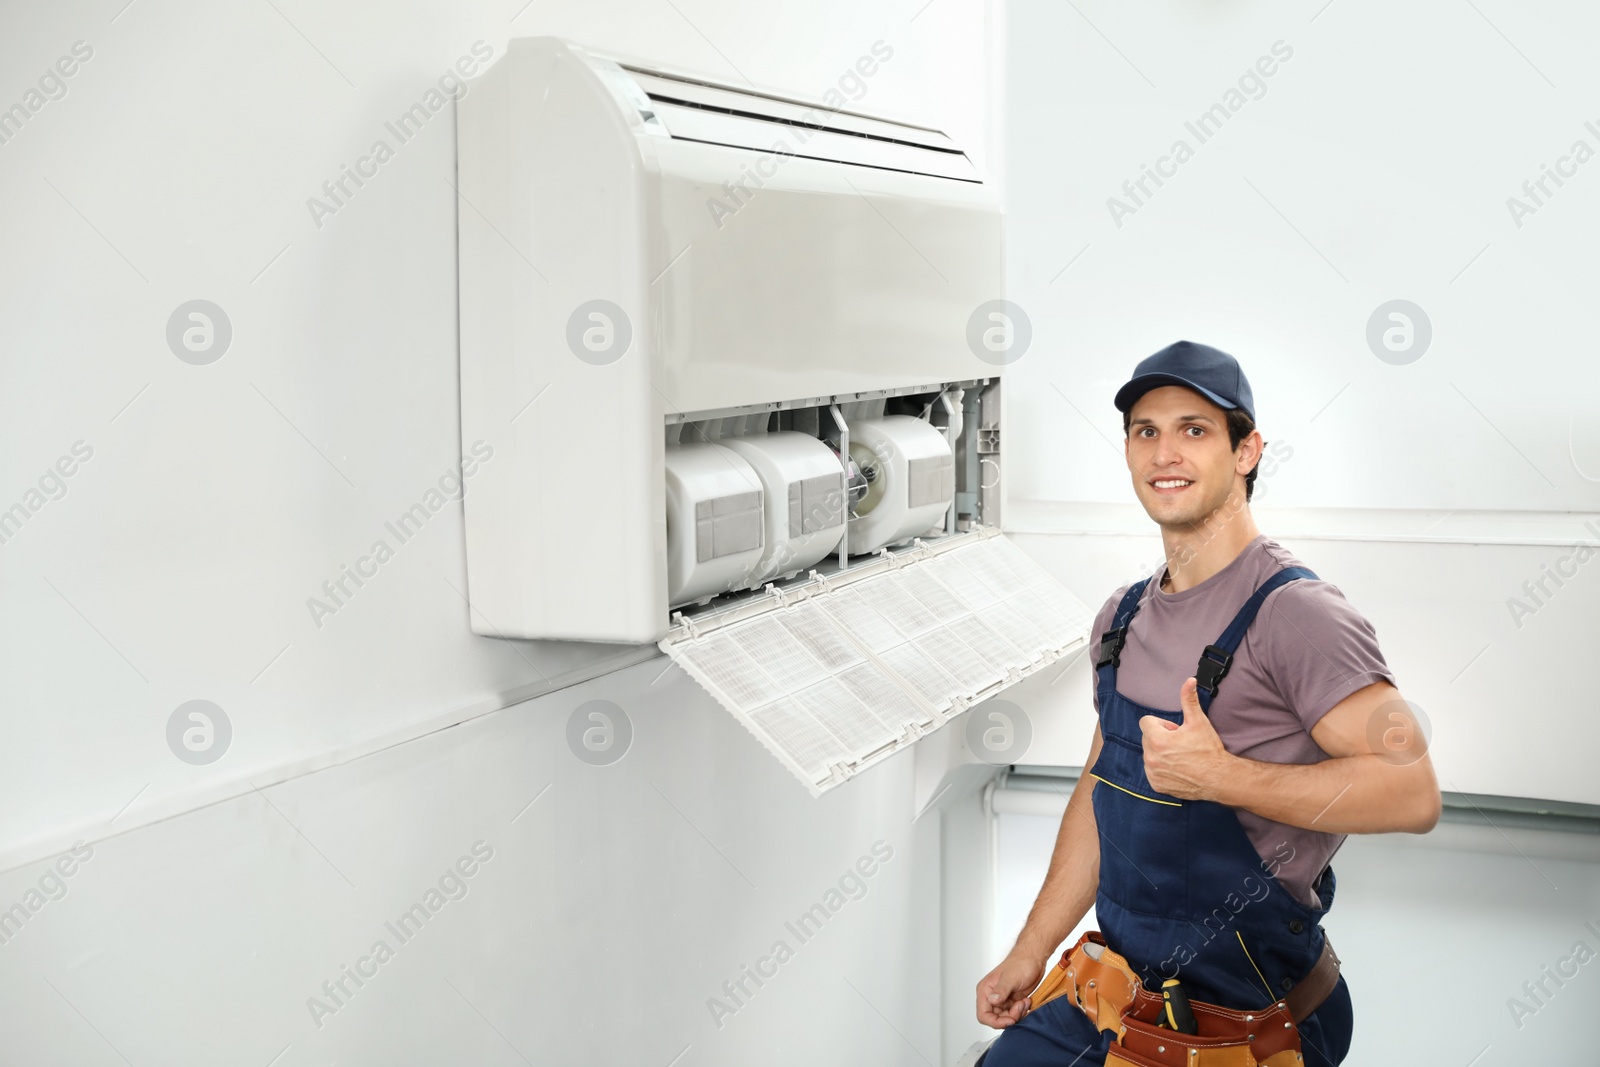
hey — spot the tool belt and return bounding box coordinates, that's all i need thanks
[1028,931,1340,1067]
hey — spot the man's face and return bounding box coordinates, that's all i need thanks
[1125,386,1257,529]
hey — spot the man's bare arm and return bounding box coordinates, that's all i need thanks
[1141,679,1441,835]
[975,725,1103,1028]
[1214,681,1440,832]
[1011,728,1104,960]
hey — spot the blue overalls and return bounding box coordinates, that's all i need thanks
[981,567,1354,1067]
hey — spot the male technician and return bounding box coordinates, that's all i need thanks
[973,341,1441,1067]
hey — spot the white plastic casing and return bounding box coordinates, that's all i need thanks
[456,37,1003,643]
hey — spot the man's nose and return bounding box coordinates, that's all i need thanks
[1152,434,1184,465]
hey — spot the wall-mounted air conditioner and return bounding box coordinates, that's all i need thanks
[456,38,1092,793]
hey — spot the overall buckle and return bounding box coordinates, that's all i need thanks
[1095,627,1127,669]
[1193,644,1233,695]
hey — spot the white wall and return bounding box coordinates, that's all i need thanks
[1000,0,1600,514]
[0,1,998,1063]
[0,0,991,864]
[0,656,946,1064]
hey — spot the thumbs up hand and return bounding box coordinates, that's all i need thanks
[1138,678,1232,801]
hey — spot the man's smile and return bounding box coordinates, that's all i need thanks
[1149,477,1195,495]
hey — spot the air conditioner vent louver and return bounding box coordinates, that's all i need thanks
[620,67,980,182]
[659,528,1093,795]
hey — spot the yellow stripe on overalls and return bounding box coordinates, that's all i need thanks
[1236,930,1278,1003]
[1088,772,1183,807]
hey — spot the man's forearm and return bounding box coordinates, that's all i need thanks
[1011,773,1101,963]
[1210,750,1440,834]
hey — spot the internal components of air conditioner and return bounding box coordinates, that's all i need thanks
[833,443,871,516]
[845,416,956,555]
[720,431,847,585]
[664,442,766,606]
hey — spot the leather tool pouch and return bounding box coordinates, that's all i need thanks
[1030,932,1331,1067]
[1105,1016,1293,1067]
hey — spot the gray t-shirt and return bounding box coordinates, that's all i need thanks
[1089,533,1396,908]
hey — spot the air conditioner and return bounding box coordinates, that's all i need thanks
[457,38,1092,793]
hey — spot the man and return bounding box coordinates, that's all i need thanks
[973,341,1441,1067]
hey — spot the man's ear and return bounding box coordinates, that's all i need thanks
[1237,429,1264,473]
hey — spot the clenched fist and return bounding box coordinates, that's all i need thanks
[976,952,1045,1028]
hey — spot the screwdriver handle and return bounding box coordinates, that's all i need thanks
[1161,978,1199,1034]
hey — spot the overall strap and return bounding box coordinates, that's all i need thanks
[1195,565,1319,712]
[1094,578,1153,671]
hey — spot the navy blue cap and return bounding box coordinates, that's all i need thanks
[1113,340,1255,424]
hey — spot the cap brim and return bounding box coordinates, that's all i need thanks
[1114,373,1238,415]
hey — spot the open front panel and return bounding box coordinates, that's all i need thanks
[659,529,1093,795]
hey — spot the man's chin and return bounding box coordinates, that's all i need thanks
[1140,495,1220,530]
